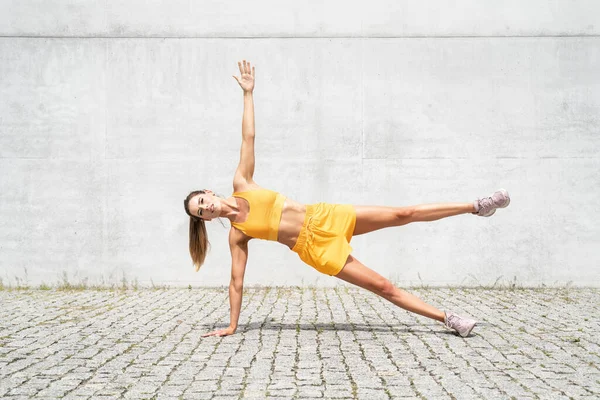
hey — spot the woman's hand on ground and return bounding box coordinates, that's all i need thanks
[232,60,255,93]
[202,326,237,337]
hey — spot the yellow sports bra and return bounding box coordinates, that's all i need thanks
[231,189,286,241]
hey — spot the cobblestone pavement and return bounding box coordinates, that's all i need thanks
[0,287,599,399]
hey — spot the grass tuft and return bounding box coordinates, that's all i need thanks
[417,272,430,289]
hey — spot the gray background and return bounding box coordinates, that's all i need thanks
[1,1,599,287]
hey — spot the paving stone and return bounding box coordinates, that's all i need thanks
[297,386,324,397]
[0,288,598,399]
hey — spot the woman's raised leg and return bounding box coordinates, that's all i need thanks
[352,202,475,236]
[335,254,445,322]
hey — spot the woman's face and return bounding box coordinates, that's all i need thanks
[189,190,220,221]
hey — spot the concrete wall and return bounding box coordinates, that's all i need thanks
[1,1,599,287]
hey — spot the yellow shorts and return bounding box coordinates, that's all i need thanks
[291,203,356,276]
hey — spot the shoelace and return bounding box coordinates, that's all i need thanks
[445,314,459,329]
[478,196,495,213]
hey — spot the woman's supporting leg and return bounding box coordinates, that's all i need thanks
[353,202,475,236]
[335,255,445,322]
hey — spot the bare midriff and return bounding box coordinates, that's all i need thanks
[276,198,307,250]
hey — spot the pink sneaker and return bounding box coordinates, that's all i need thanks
[444,312,477,337]
[473,189,510,217]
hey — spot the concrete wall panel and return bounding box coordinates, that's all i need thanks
[0,39,106,160]
[363,38,600,159]
[0,0,107,37]
[1,1,599,37]
[0,159,106,285]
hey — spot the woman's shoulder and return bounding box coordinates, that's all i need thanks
[232,179,265,194]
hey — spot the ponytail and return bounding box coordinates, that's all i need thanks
[189,216,210,272]
[184,190,210,271]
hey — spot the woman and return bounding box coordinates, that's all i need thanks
[183,60,510,338]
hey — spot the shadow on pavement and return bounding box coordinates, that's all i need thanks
[222,322,461,336]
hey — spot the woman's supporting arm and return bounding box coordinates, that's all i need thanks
[228,276,244,331]
[202,230,249,337]
[227,237,248,332]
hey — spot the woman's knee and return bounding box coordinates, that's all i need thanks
[395,206,414,224]
[372,278,396,298]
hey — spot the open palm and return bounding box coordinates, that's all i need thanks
[233,60,255,92]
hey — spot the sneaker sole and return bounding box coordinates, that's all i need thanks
[497,188,510,208]
[480,209,496,217]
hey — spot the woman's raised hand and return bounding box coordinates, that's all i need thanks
[232,60,255,93]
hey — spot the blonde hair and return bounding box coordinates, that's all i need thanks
[183,190,210,271]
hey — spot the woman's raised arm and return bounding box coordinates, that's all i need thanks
[233,60,256,184]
